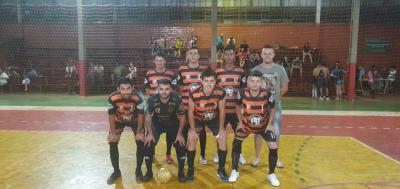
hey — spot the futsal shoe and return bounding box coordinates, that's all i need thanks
[142,171,153,182]
[107,171,121,184]
[228,169,240,182]
[135,168,143,182]
[217,169,229,182]
[267,173,280,187]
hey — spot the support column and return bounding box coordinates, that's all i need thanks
[210,0,218,69]
[316,0,321,24]
[347,0,361,101]
[77,0,87,96]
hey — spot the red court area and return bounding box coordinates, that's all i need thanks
[1,110,399,161]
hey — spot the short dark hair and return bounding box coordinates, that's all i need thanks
[224,46,235,53]
[248,70,263,78]
[117,77,132,87]
[154,52,166,60]
[262,45,274,50]
[201,67,216,80]
[157,79,172,87]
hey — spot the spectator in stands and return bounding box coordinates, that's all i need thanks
[174,37,184,58]
[94,63,104,84]
[237,48,248,68]
[87,62,95,88]
[150,36,156,55]
[387,65,397,93]
[191,32,199,48]
[0,67,9,93]
[216,33,224,53]
[331,63,345,100]
[376,66,385,92]
[216,51,224,68]
[154,36,165,55]
[226,36,236,50]
[126,62,137,81]
[303,42,313,63]
[111,62,125,85]
[290,57,303,78]
[311,72,318,99]
[367,65,378,98]
[313,63,330,100]
[279,56,290,76]
[239,40,249,53]
[22,66,39,92]
[65,58,77,95]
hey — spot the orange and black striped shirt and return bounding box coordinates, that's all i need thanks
[237,88,275,133]
[215,66,245,114]
[189,85,226,122]
[177,64,208,110]
[108,90,145,125]
[144,69,177,95]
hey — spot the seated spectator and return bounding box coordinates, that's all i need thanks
[174,37,184,58]
[111,62,125,85]
[387,65,397,93]
[226,36,236,50]
[331,63,345,100]
[94,63,104,84]
[239,40,249,53]
[367,65,378,98]
[22,67,39,92]
[65,58,77,95]
[216,33,224,53]
[126,62,137,81]
[0,68,9,93]
[290,56,303,78]
[303,42,313,63]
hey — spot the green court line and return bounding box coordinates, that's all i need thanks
[0,94,399,112]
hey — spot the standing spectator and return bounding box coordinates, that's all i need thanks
[150,36,156,55]
[387,65,397,94]
[216,33,224,53]
[367,65,377,98]
[87,62,95,88]
[126,62,137,81]
[111,62,125,85]
[248,50,261,75]
[303,42,313,63]
[313,63,330,100]
[0,68,9,93]
[239,41,249,53]
[238,48,248,68]
[65,58,77,95]
[94,63,104,84]
[174,37,184,58]
[280,57,290,76]
[331,63,345,100]
[290,57,303,78]
[191,32,199,48]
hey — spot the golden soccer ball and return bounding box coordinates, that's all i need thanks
[157,167,172,183]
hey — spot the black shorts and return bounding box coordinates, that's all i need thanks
[195,119,220,136]
[225,113,239,131]
[115,122,143,135]
[151,120,179,145]
[318,78,328,88]
[234,127,277,142]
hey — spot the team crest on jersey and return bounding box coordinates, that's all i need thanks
[152,80,157,84]
[144,78,148,84]
[269,96,274,103]
[171,79,177,85]
[185,75,191,79]
[204,111,214,120]
[221,78,226,82]
[190,83,198,91]
[250,114,262,126]
[137,102,145,110]
[122,114,132,121]
[224,86,234,96]
[199,103,205,108]
[155,107,161,113]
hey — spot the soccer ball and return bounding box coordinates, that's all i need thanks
[157,167,172,183]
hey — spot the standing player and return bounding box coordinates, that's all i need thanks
[228,70,280,186]
[142,80,187,182]
[251,45,289,169]
[144,52,178,164]
[106,78,149,184]
[177,47,208,165]
[187,68,228,182]
[214,46,246,165]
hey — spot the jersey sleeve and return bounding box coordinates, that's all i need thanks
[146,96,155,114]
[174,96,185,115]
[136,94,145,114]
[107,97,117,115]
[171,72,179,87]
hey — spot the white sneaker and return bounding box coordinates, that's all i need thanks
[213,154,219,164]
[276,160,284,168]
[251,159,259,167]
[267,173,280,187]
[239,154,246,165]
[200,156,208,165]
[228,169,240,182]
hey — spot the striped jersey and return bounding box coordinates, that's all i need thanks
[215,66,245,114]
[108,90,145,125]
[189,85,226,122]
[144,69,177,95]
[177,64,208,110]
[237,88,275,133]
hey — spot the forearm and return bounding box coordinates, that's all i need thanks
[236,105,243,125]
[177,115,185,134]
[108,114,117,133]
